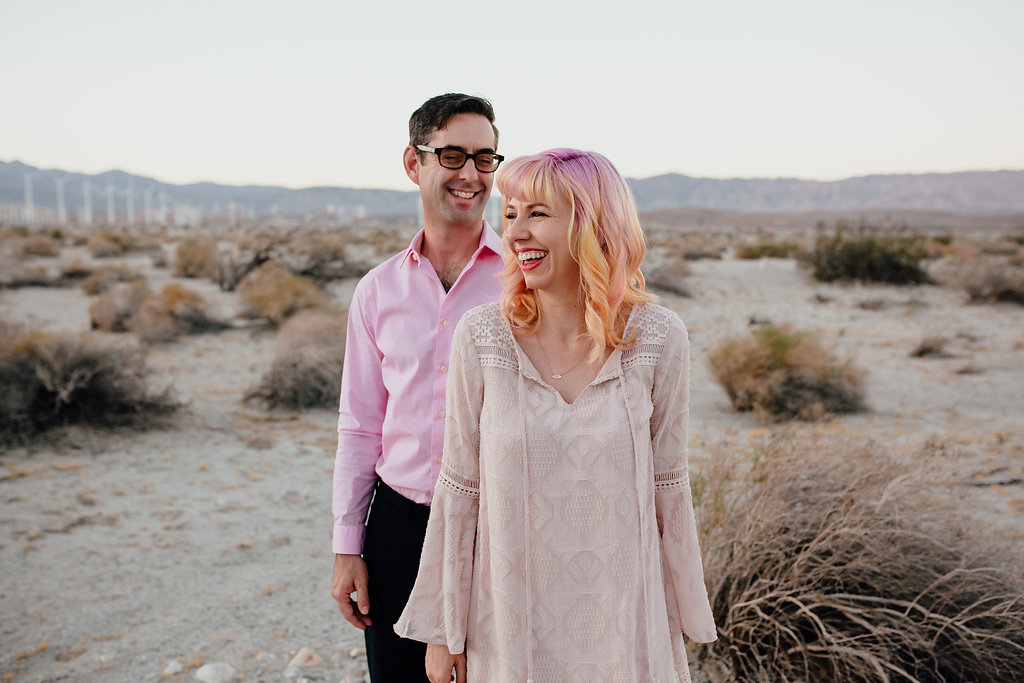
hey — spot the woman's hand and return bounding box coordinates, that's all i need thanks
[425,643,467,682]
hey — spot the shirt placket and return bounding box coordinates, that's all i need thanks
[430,296,456,483]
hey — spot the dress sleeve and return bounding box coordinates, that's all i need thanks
[394,315,482,653]
[651,316,717,643]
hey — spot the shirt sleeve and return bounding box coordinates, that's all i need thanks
[332,280,386,555]
[394,315,482,652]
[651,315,718,643]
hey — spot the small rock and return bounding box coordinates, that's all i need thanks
[288,647,323,667]
[163,659,183,676]
[348,647,366,658]
[282,666,301,679]
[194,661,236,683]
[350,668,364,678]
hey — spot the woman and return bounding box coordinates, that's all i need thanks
[395,149,716,682]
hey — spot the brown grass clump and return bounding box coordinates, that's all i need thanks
[694,429,1024,682]
[0,321,178,443]
[708,323,865,420]
[910,335,951,358]
[238,261,327,325]
[735,239,799,260]
[80,267,143,295]
[23,234,61,257]
[127,284,229,343]
[245,309,346,409]
[173,239,218,278]
[89,282,151,332]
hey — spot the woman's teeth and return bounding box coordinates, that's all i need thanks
[518,250,547,262]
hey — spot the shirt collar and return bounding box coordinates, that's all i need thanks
[400,220,502,269]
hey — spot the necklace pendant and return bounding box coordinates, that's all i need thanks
[551,373,563,380]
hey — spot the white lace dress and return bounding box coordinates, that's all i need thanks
[394,302,716,682]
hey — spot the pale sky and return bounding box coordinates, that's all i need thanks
[2,0,1022,191]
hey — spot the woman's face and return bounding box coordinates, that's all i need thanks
[504,194,581,298]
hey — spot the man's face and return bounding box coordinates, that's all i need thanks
[406,113,497,231]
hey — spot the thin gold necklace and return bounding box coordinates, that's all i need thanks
[537,338,590,380]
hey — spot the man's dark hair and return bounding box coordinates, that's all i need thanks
[409,93,499,150]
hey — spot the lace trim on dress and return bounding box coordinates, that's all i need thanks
[654,468,690,491]
[439,463,480,498]
[466,304,520,371]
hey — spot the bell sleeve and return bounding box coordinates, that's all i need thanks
[393,316,482,653]
[651,315,718,644]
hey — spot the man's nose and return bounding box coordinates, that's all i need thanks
[457,159,482,182]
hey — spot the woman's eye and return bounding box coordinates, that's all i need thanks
[530,211,548,218]
[504,213,517,221]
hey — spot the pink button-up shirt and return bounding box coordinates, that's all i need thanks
[332,223,503,554]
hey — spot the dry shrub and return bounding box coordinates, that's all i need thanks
[127,284,228,343]
[238,261,327,325]
[0,321,177,443]
[708,323,865,420]
[276,231,362,283]
[89,281,151,332]
[245,309,346,409]
[939,255,1024,306]
[694,429,1024,682]
[87,232,135,258]
[80,266,143,295]
[23,234,61,257]
[645,259,692,297]
[173,239,218,278]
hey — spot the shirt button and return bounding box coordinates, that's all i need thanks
[438,410,446,418]
[412,253,419,262]
[441,319,450,327]
[440,364,448,373]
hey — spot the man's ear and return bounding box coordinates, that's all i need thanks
[403,146,421,185]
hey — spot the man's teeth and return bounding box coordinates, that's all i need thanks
[450,189,476,199]
[518,250,547,261]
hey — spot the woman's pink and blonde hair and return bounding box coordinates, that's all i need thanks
[496,148,652,358]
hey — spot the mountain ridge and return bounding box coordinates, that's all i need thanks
[3,160,1022,218]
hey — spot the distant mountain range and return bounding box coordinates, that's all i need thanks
[2,160,1022,220]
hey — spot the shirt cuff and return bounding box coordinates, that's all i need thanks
[333,523,367,555]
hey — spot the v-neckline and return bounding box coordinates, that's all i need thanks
[504,306,638,406]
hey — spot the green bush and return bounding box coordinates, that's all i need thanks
[802,226,932,284]
[708,323,865,420]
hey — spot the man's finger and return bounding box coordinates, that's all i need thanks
[354,575,370,616]
[455,655,467,682]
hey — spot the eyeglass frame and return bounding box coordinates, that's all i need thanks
[415,145,505,173]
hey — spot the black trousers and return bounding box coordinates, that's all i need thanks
[362,479,432,683]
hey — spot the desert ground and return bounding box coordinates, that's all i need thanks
[1,218,1022,683]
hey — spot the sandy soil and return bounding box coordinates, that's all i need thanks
[2,239,1022,682]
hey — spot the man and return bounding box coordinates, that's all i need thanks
[330,93,504,682]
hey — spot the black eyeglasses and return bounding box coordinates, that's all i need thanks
[416,145,504,173]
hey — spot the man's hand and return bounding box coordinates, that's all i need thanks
[425,643,466,683]
[330,553,371,630]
